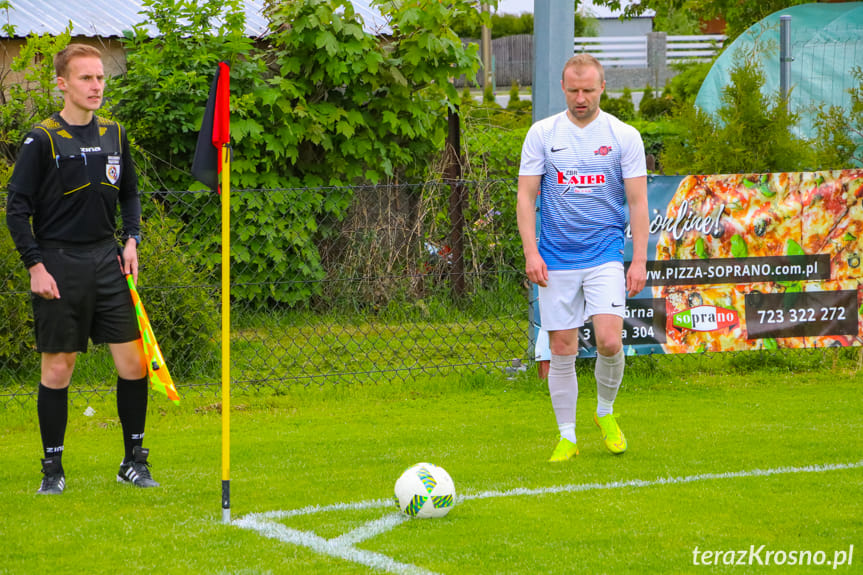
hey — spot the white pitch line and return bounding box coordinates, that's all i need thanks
[234,514,438,575]
[240,459,863,522]
[459,459,863,503]
[329,512,408,547]
[233,460,863,574]
[248,497,395,522]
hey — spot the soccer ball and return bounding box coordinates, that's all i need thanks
[394,462,455,518]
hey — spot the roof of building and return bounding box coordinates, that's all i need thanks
[0,0,390,39]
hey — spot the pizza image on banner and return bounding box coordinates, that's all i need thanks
[651,170,863,353]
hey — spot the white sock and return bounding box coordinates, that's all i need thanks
[595,349,625,417]
[548,354,578,442]
[558,423,576,444]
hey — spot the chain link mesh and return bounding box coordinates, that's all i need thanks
[0,181,529,404]
[2,182,858,406]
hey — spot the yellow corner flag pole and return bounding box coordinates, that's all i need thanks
[221,142,231,524]
[191,60,232,524]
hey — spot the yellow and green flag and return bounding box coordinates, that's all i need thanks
[127,274,180,404]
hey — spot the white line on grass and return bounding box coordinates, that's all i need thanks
[459,459,863,503]
[236,513,436,575]
[233,460,863,574]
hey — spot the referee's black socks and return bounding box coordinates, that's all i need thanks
[37,383,68,463]
[117,375,149,463]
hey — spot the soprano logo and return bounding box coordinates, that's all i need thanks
[672,305,739,332]
[594,145,612,156]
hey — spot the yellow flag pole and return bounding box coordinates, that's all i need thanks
[221,144,231,524]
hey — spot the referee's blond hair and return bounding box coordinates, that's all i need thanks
[54,44,103,78]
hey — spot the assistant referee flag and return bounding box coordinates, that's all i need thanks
[191,61,231,192]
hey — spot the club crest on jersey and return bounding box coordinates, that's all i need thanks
[556,168,606,191]
[594,145,612,156]
[106,155,121,185]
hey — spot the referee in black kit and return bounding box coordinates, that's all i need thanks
[6,44,159,493]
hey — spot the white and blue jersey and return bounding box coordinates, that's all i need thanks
[519,110,646,270]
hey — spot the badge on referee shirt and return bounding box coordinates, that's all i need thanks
[106,155,121,185]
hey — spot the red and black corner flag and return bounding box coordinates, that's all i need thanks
[192,61,231,193]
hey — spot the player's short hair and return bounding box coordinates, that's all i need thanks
[562,53,605,85]
[54,44,103,78]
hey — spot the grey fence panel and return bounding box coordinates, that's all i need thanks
[457,34,533,89]
[491,34,533,88]
[458,32,725,90]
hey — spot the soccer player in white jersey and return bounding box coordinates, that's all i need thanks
[516,54,649,462]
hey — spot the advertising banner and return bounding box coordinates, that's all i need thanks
[538,170,863,357]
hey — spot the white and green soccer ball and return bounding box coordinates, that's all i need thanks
[394,462,455,518]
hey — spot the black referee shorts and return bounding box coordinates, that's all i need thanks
[32,241,140,353]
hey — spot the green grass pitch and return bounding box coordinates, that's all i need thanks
[1,358,860,574]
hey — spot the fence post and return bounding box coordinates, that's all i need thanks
[780,15,793,112]
[481,2,492,92]
[531,1,573,376]
[445,105,466,298]
[647,31,667,88]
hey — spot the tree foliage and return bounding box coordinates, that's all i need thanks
[600,88,636,121]
[108,0,264,191]
[660,55,811,174]
[811,66,863,169]
[106,0,486,305]
[0,25,69,183]
[664,61,712,104]
[452,4,597,39]
[593,0,811,41]
[256,0,482,186]
[650,0,701,35]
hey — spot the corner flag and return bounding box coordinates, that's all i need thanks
[192,61,231,192]
[192,62,233,524]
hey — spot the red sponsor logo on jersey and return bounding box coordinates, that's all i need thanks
[556,170,606,187]
[594,145,612,156]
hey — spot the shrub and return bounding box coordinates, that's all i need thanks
[630,118,685,174]
[507,80,520,106]
[639,85,675,120]
[0,213,37,370]
[137,199,220,380]
[0,28,70,188]
[506,99,532,114]
[0,201,218,380]
[660,55,812,174]
[811,66,863,169]
[111,0,487,307]
[505,80,531,114]
[601,88,636,121]
[665,61,712,104]
[483,83,496,105]
[461,86,475,108]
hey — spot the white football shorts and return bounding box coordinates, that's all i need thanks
[538,261,626,331]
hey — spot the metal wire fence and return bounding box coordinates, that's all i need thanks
[2,181,859,407]
[0,180,529,406]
